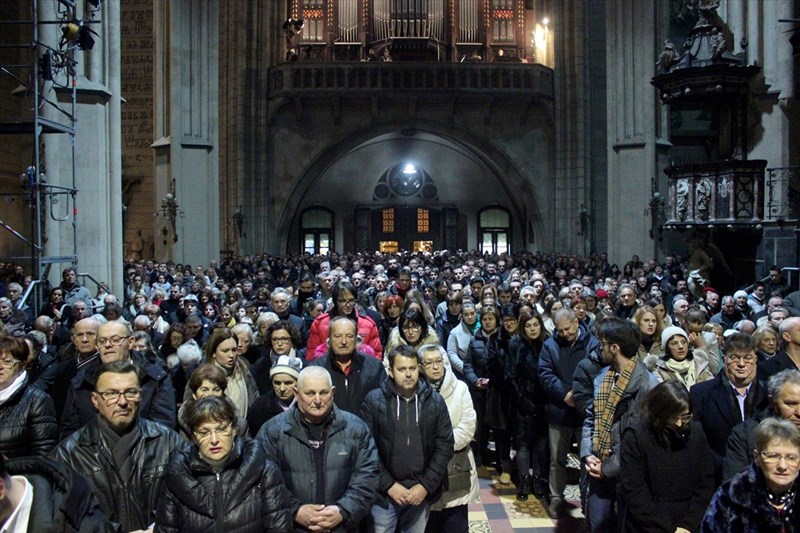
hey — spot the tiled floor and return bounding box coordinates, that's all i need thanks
[468,466,586,533]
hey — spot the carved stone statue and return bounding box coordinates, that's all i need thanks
[657,40,678,70]
[688,0,720,26]
[283,18,304,62]
[709,28,726,58]
[695,178,712,220]
[676,180,689,221]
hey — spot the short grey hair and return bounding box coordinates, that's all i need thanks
[767,369,800,399]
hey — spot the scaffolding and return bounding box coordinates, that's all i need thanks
[0,0,99,308]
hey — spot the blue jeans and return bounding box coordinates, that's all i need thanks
[371,500,430,533]
[586,476,618,532]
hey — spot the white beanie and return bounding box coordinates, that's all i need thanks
[269,355,302,380]
[661,325,689,352]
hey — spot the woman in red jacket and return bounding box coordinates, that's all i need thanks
[306,280,383,360]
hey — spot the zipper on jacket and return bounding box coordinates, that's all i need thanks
[214,471,223,533]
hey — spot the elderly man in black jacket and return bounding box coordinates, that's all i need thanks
[309,316,386,417]
[59,320,176,438]
[361,344,454,533]
[258,366,379,532]
[52,360,185,533]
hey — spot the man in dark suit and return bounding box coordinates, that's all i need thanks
[690,332,769,486]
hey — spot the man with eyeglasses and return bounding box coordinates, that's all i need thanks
[538,308,600,518]
[309,317,385,416]
[691,332,769,486]
[579,317,658,530]
[60,320,177,438]
[269,287,309,345]
[53,360,185,533]
[724,368,800,481]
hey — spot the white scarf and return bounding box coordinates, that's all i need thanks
[0,370,28,406]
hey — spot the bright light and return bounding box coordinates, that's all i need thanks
[402,164,417,174]
[542,17,550,25]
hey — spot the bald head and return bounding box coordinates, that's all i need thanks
[72,318,101,355]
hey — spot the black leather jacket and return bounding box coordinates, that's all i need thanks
[5,455,117,533]
[156,437,293,533]
[0,376,58,458]
[52,417,185,532]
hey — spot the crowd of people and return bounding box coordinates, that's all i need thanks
[0,249,799,533]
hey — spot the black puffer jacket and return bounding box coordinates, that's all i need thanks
[506,336,547,415]
[52,417,186,532]
[155,437,293,533]
[360,379,454,507]
[464,328,492,388]
[0,376,58,458]
[5,455,117,533]
[258,405,379,532]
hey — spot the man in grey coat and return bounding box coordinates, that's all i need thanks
[258,366,380,532]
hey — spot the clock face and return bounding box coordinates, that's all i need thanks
[389,166,422,197]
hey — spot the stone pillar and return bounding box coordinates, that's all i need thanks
[219,1,284,257]
[605,0,669,264]
[41,1,123,296]
[152,1,219,266]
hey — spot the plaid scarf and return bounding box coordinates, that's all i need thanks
[593,355,638,460]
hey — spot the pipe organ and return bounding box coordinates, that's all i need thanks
[288,0,535,62]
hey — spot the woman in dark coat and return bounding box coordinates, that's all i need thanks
[464,305,498,467]
[507,310,550,500]
[0,336,57,458]
[620,380,714,533]
[156,395,293,532]
[702,417,800,533]
[485,303,519,484]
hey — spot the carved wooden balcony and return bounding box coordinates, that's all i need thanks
[267,62,554,100]
[663,160,767,229]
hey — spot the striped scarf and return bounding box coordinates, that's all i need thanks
[593,355,638,460]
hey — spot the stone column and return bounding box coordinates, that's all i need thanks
[605,0,669,264]
[152,1,219,266]
[41,1,122,296]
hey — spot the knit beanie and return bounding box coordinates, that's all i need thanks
[661,325,689,352]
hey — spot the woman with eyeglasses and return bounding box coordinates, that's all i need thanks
[251,320,306,394]
[306,281,383,360]
[0,335,57,458]
[156,395,292,532]
[382,307,440,372]
[702,417,800,532]
[177,364,249,441]
[619,380,714,532]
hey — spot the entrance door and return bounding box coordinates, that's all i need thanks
[372,207,440,251]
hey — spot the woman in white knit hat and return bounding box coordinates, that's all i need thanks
[644,325,715,389]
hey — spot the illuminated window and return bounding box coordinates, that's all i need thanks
[383,208,395,233]
[301,207,333,254]
[417,208,429,233]
[479,207,511,254]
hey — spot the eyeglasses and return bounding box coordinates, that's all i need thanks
[96,388,141,404]
[727,354,757,364]
[421,358,444,368]
[0,359,21,369]
[272,336,292,344]
[402,324,422,332]
[759,452,800,468]
[338,299,356,306]
[97,336,128,346]
[194,423,234,441]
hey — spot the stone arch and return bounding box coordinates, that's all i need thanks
[275,119,550,253]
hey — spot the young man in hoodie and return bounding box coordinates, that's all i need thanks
[361,344,454,533]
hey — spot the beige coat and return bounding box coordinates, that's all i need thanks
[430,368,480,510]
